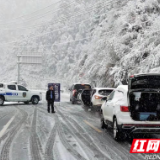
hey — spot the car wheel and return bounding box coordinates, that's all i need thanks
[113,117,122,141]
[0,96,4,106]
[101,111,107,129]
[24,102,29,104]
[90,102,93,108]
[32,96,39,105]
[101,118,107,129]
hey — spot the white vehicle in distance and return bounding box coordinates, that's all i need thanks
[0,82,42,105]
[101,73,160,141]
[91,88,114,108]
[81,87,114,108]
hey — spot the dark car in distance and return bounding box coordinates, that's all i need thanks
[69,83,91,104]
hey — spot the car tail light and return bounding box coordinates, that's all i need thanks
[73,90,77,96]
[120,106,129,112]
[94,95,102,99]
[130,75,134,78]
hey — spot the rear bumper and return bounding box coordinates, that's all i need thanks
[72,97,80,102]
[92,100,103,106]
[121,124,160,134]
[93,104,102,107]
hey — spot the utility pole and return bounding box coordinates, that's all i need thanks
[17,54,42,83]
[17,56,20,83]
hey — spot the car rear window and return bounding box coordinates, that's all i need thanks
[74,84,91,90]
[98,90,113,96]
[0,84,4,88]
[131,76,160,89]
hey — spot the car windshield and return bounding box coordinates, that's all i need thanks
[0,84,4,88]
[98,89,113,96]
[74,84,91,90]
[131,76,160,89]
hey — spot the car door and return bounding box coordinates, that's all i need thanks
[91,89,96,103]
[103,91,115,121]
[107,90,125,121]
[104,91,116,121]
[81,89,91,106]
[17,85,29,101]
[6,85,18,101]
[70,85,74,99]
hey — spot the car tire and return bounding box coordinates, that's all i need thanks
[101,118,107,129]
[113,117,123,141]
[72,100,75,104]
[32,96,39,105]
[90,102,93,109]
[0,96,4,106]
[24,102,29,104]
[101,111,107,129]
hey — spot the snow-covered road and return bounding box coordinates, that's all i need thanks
[0,93,154,160]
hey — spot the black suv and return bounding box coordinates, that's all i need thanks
[69,83,91,104]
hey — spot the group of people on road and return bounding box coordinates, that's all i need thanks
[46,85,56,113]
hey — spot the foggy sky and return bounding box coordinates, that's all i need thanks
[0,0,58,23]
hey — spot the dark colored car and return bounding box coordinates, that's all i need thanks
[69,83,91,104]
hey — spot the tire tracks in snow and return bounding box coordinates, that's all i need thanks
[0,106,28,160]
[64,107,144,160]
[38,107,87,160]
[57,120,87,160]
[44,115,57,160]
[30,107,43,160]
[56,106,111,160]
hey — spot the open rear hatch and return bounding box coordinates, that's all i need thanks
[74,84,91,100]
[128,74,160,121]
[81,89,91,106]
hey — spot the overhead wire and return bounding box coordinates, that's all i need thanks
[0,0,61,25]
[0,1,109,46]
[0,0,86,27]
[0,0,106,30]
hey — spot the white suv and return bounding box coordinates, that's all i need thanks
[91,88,114,108]
[0,82,42,105]
[101,74,160,140]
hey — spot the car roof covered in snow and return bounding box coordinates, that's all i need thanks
[116,85,128,92]
[131,73,160,77]
[93,87,115,90]
[0,82,20,85]
[73,83,91,85]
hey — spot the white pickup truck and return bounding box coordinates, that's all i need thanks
[0,82,42,105]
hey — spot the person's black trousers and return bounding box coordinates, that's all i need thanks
[47,100,54,113]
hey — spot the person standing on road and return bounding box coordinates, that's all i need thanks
[46,85,55,113]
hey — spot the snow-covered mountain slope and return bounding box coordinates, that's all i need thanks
[1,0,160,89]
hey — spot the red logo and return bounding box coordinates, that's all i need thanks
[130,139,160,153]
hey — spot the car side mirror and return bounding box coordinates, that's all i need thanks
[101,97,107,101]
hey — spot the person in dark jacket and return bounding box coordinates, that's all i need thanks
[46,85,55,113]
